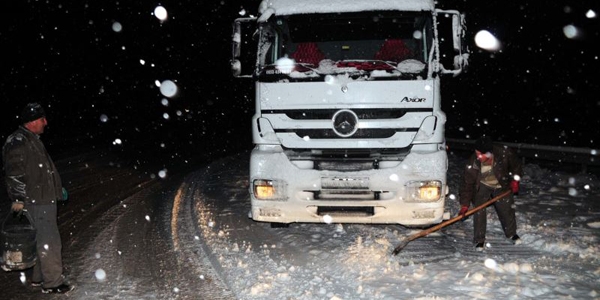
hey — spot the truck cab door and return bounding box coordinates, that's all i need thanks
[232,17,258,78]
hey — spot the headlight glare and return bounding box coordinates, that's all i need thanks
[406,180,442,202]
[253,179,287,200]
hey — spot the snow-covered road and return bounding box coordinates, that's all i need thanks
[0,149,234,300]
[192,151,600,300]
[1,149,599,299]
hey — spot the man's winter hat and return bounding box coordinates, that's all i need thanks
[20,102,46,123]
[474,136,494,153]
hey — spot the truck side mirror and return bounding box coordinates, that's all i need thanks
[231,59,242,77]
[436,10,469,76]
[452,14,463,52]
[232,17,257,78]
[452,14,469,72]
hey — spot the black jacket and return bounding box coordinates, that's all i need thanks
[2,126,62,205]
[459,145,522,206]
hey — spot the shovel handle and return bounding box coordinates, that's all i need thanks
[392,190,512,255]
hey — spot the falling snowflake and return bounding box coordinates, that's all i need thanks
[95,269,106,281]
[154,6,168,21]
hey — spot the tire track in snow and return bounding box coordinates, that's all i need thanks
[171,178,236,299]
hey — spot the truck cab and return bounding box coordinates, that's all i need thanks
[232,0,468,226]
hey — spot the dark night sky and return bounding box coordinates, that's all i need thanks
[1,0,255,160]
[1,0,598,162]
[444,1,599,148]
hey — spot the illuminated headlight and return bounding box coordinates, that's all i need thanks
[253,179,287,200]
[406,180,442,202]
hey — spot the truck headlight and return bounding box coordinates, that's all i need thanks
[253,179,287,200]
[406,180,442,202]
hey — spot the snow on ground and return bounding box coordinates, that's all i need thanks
[4,150,596,299]
[191,152,600,300]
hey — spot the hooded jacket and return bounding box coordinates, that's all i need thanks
[2,126,62,205]
[459,144,522,206]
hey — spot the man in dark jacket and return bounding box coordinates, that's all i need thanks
[458,136,523,250]
[2,103,74,294]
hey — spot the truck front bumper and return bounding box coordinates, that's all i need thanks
[249,146,448,226]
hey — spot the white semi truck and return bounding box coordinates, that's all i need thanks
[232,0,468,227]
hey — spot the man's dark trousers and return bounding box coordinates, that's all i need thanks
[28,204,63,288]
[472,185,517,244]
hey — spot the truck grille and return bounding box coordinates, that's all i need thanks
[275,109,415,120]
[263,108,431,144]
[290,128,405,139]
[284,147,412,166]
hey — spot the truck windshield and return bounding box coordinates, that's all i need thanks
[257,11,433,80]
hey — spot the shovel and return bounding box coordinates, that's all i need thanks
[392,189,511,255]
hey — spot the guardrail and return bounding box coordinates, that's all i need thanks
[446,138,599,173]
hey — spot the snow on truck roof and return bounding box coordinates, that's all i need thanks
[258,0,435,17]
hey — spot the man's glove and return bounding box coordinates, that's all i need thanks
[510,180,519,195]
[458,205,469,219]
[11,202,24,217]
[61,187,69,201]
